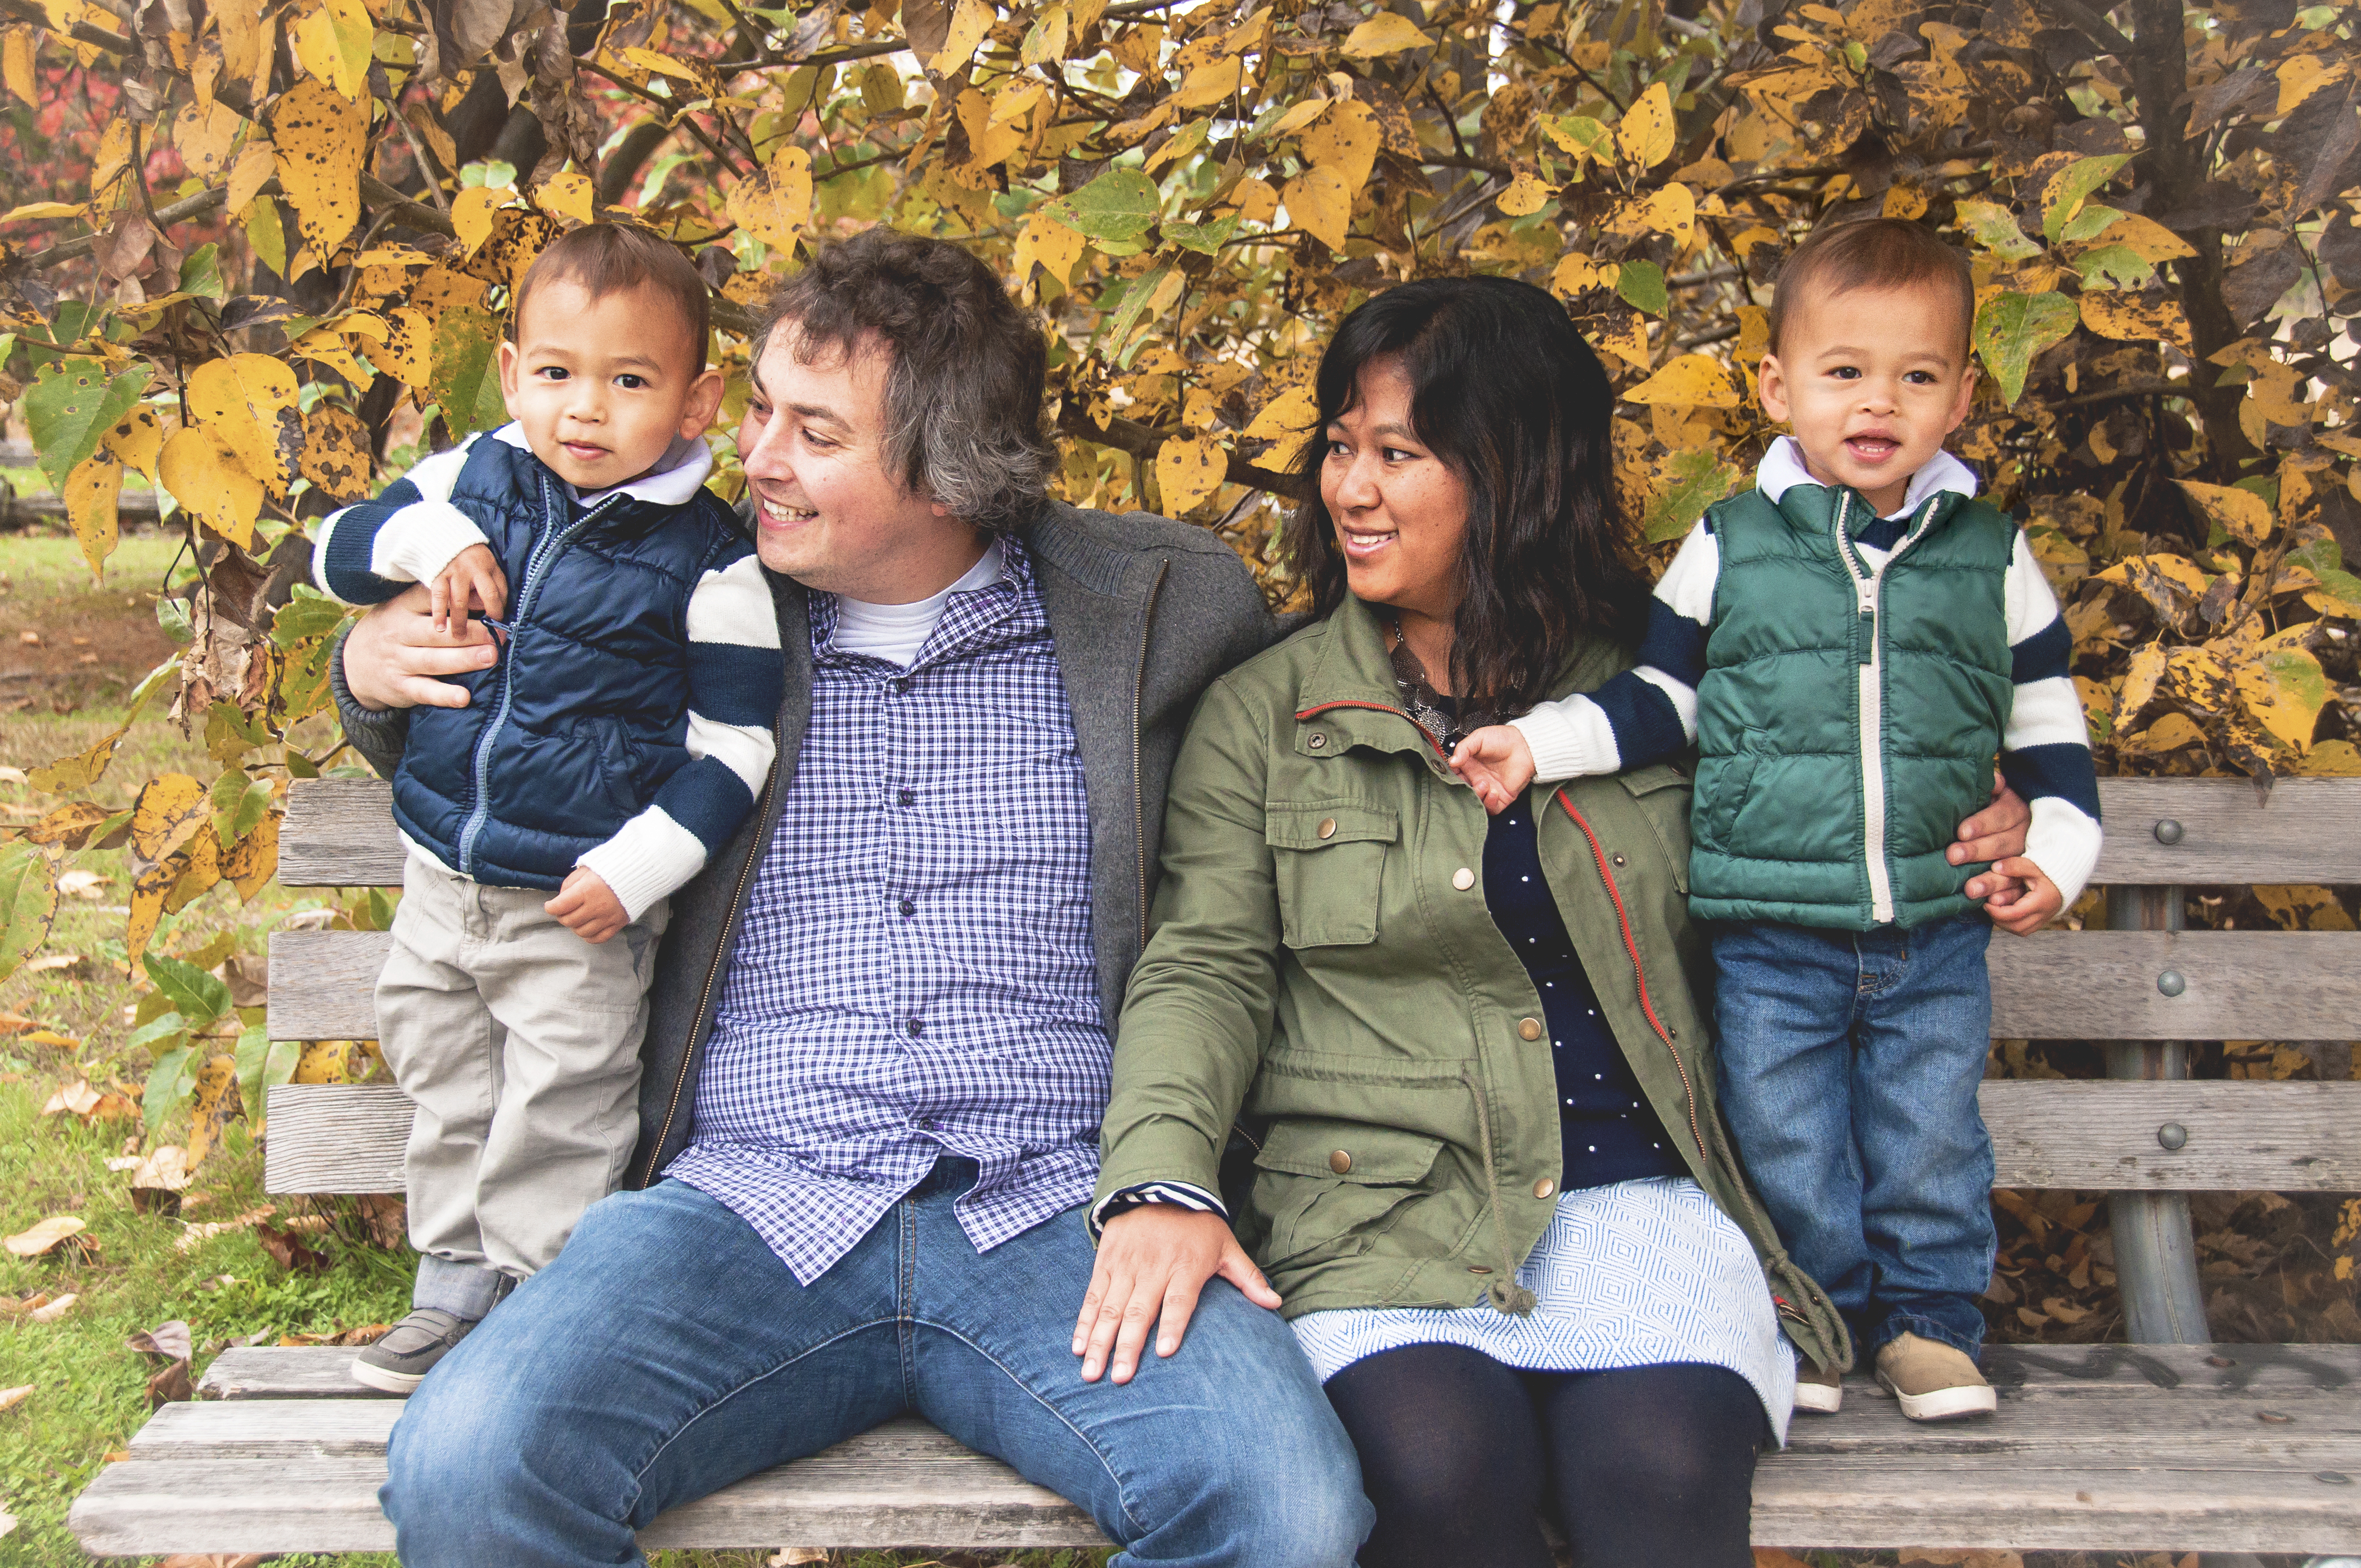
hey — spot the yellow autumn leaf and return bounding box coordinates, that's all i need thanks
[187,353,300,498]
[361,305,434,387]
[532,171,593,224]
[158,426,263,548]
[1155,432,1226,515]
[3,25,33,106]
[2080,291,2191,350]
[990,78,1049,128]
[102,403,163,479]
[1496,173,1554,218]
[2176,479,2273,548]
[1019,1,1069,65]
[1597,312,1652,371]
[226,139,276,217]
[1281,165,1352,251]
[61,450,123,578]
[1605,183,1694,246]
[89,116,133,196]
[1173,56,1244,110]
[2275,53,2348,118]
[290,0,371,100]
[1300,100,1380,190]
[726,145,814,251]
[2133,712,2206,753]
[1244,384,1318,468]
[1340,11,1434,58]
[1267,97,1331,139]
[129,772,211,866]
[271,78,366,255]
[2113,640,2167,729]
[929,0,993,75]
[2234,642,2328,752]
[1617,82,1675,169]
[451,186,512,255]
[951,88,1028,172]
[172,98,245,181]
[1,201,85,222]
[1551,253,1600,298]
[1622,353,1739,408]
[2097,211,2196,264]
[1013,209,1086,287]
[4,1216,84,1258]
[2096,552,2210,600]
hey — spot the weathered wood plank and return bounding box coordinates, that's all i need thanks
[261,1084,409,1195]
[267,930,390,1041]
[1983,1080,2361,1191]
[2091,776,2361,885]
[280,778,405,887]
[197,1345,403,1400]
[1989,930,2361,1042]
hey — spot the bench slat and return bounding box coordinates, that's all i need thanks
[1988,930,2361,1042]
[261,1084,410,1194]
[266,931,392,1041]
[274,776,2361,890]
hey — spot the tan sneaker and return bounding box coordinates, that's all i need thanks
[1793,1357,1843,1414]
[1874,1331,1996,1421]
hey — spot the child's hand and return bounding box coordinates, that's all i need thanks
[431,544,507,634]
[1986,855,2063,935]
[547,867,628,943]
[1450,724,1535,815]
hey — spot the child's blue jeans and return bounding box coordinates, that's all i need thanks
[1708,913,1996,1360]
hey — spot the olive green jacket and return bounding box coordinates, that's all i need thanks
[1096,591,1849,1372]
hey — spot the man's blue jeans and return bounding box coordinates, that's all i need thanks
[1708,914,1996,1359]
[381,1165,1371,1567]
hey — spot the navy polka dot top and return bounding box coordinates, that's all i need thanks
[1482,795,1683,1189]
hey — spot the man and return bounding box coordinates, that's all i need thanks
[335,230,1373,1566]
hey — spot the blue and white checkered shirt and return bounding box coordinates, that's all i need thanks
[666,540,1110,1283]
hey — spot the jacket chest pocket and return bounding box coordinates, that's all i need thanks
[1266,802,1398,949]
[1618,763,1694,893]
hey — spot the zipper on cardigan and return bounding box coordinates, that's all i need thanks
[1551,788,1705,1160]
[1131,558,1168,953]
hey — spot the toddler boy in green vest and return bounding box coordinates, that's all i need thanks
[1451,219,2102,1422]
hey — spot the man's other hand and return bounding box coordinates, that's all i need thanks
[1075,1205,1280,1385]
[344,583,501,712]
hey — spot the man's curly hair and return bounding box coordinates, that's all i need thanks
[754,230,1055,533]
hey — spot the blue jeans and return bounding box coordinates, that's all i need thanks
[381,1165,1371,1567]
[1708,915,1996,1359]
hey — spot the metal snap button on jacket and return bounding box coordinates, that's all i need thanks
[1451,867,1476,890]
[1329,1149,1352,1174]
[1533,1178,1555,1198]
[1518,1017,1542,1040]
[1318,818,1337,840]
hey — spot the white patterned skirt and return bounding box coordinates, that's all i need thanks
[1289,1175,1798,1445]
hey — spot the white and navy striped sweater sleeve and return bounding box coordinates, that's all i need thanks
[575,549,781,922]
[1508,516,2104,912]
[309,440,487,604]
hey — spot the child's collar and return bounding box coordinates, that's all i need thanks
[1753,435,1978,521]
[494,422,714,508]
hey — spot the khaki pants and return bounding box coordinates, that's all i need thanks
[376,851,668,1313]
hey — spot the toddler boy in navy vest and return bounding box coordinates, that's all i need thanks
[311,226,782,1391]
[1451,219,2101,1421]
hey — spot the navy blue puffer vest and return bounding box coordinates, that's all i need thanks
[392,437,758,890]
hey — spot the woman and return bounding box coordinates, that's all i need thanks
[1077,276,2033,1565]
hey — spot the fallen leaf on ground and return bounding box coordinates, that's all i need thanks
[158,1555,276,1567]
[20,1029,81,1048]
[257,1220,331,1273]
[0,1500,16,1535]
[17,630,39,646]
[279,1213,330,1234]
[5,1215,85,1256]
[0,1386,30,1413]
[146,1359,194,1407]
[176,1205,275,1251]
[43,1080,100,1118]
[105,1154,142,1171]
[23,953,84,972]
[28,1292,78,1322]
[770,1551,830,1566]
[0,1010,33,1033]
[127,1319,193,1361]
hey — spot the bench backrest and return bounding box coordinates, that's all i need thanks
[262,776,2361,1196]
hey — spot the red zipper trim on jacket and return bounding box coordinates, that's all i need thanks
[1552,787,1706,1157]
[1294,699,1450,760]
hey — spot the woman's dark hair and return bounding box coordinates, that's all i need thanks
[1279,276,1652,721]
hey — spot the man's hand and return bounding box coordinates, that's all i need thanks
[1449,725,1535,815]
[430,543,508,634]
[546,867,628,943]
[1075,1205,1280,1384]
[1987,857,2063,935]
[1954,772,2032,908]
[343,583,501,713]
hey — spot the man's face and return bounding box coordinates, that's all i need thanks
[735,328,974,600]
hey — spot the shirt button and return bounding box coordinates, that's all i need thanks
[1518,1017,1542,1041]
[1533,1178,1555,1198]
[1317,817,1337,840]
[898,897,916,917]
[1329,1149,1352,1174]
[1452,867,1476,890]
[898,787,917,807]
[906,1019,925,1038]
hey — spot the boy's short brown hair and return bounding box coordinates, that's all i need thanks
[1768,217,1975,362]
[511,224,712,375]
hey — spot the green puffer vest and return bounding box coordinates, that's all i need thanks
[1688,482,2017,931]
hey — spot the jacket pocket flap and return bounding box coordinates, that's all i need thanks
[1265,802,1400,852]
[1253,1119,1444,1184]
[1617,763,1690,796]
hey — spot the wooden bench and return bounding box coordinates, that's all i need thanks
[70,776,2361,1558]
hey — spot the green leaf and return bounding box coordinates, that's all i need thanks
[2043,154,2131,242]
[1615,259,1668,317]
[2058,203,2124,246]
[1167,213,1241,255]
[233,1022,298,1116]
[270,584,352,647]
[2073,244,2153,291]
[23,359,152,490]
[1095,263,1174,357]
[1972,290,2078,404]
[143,1043,196,1131]
[1044,168,1162,244]
[429,303,508,439]
[0,840,58,985]
[178,244,227,301]
[1955,199,2044,262]
[1541,114,1615,163]
[143,951,233,1030]
[126,1011,189,1053]
[1645,449,1742,542]
[244,200,286,279]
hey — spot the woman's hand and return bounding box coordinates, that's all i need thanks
[1953,772,2032,909]
[343,583,501,712]
[1074,1205,1280,1384]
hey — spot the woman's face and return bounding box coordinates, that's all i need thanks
[1319,359,1468,625]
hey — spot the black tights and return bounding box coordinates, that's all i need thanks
[1324,1345,1767,1568]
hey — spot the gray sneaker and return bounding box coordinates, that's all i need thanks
[351,1308,475,1394]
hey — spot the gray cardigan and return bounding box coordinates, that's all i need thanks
[332,497,1280,1187]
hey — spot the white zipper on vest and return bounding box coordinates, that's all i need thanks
[1835,491,1942,927]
